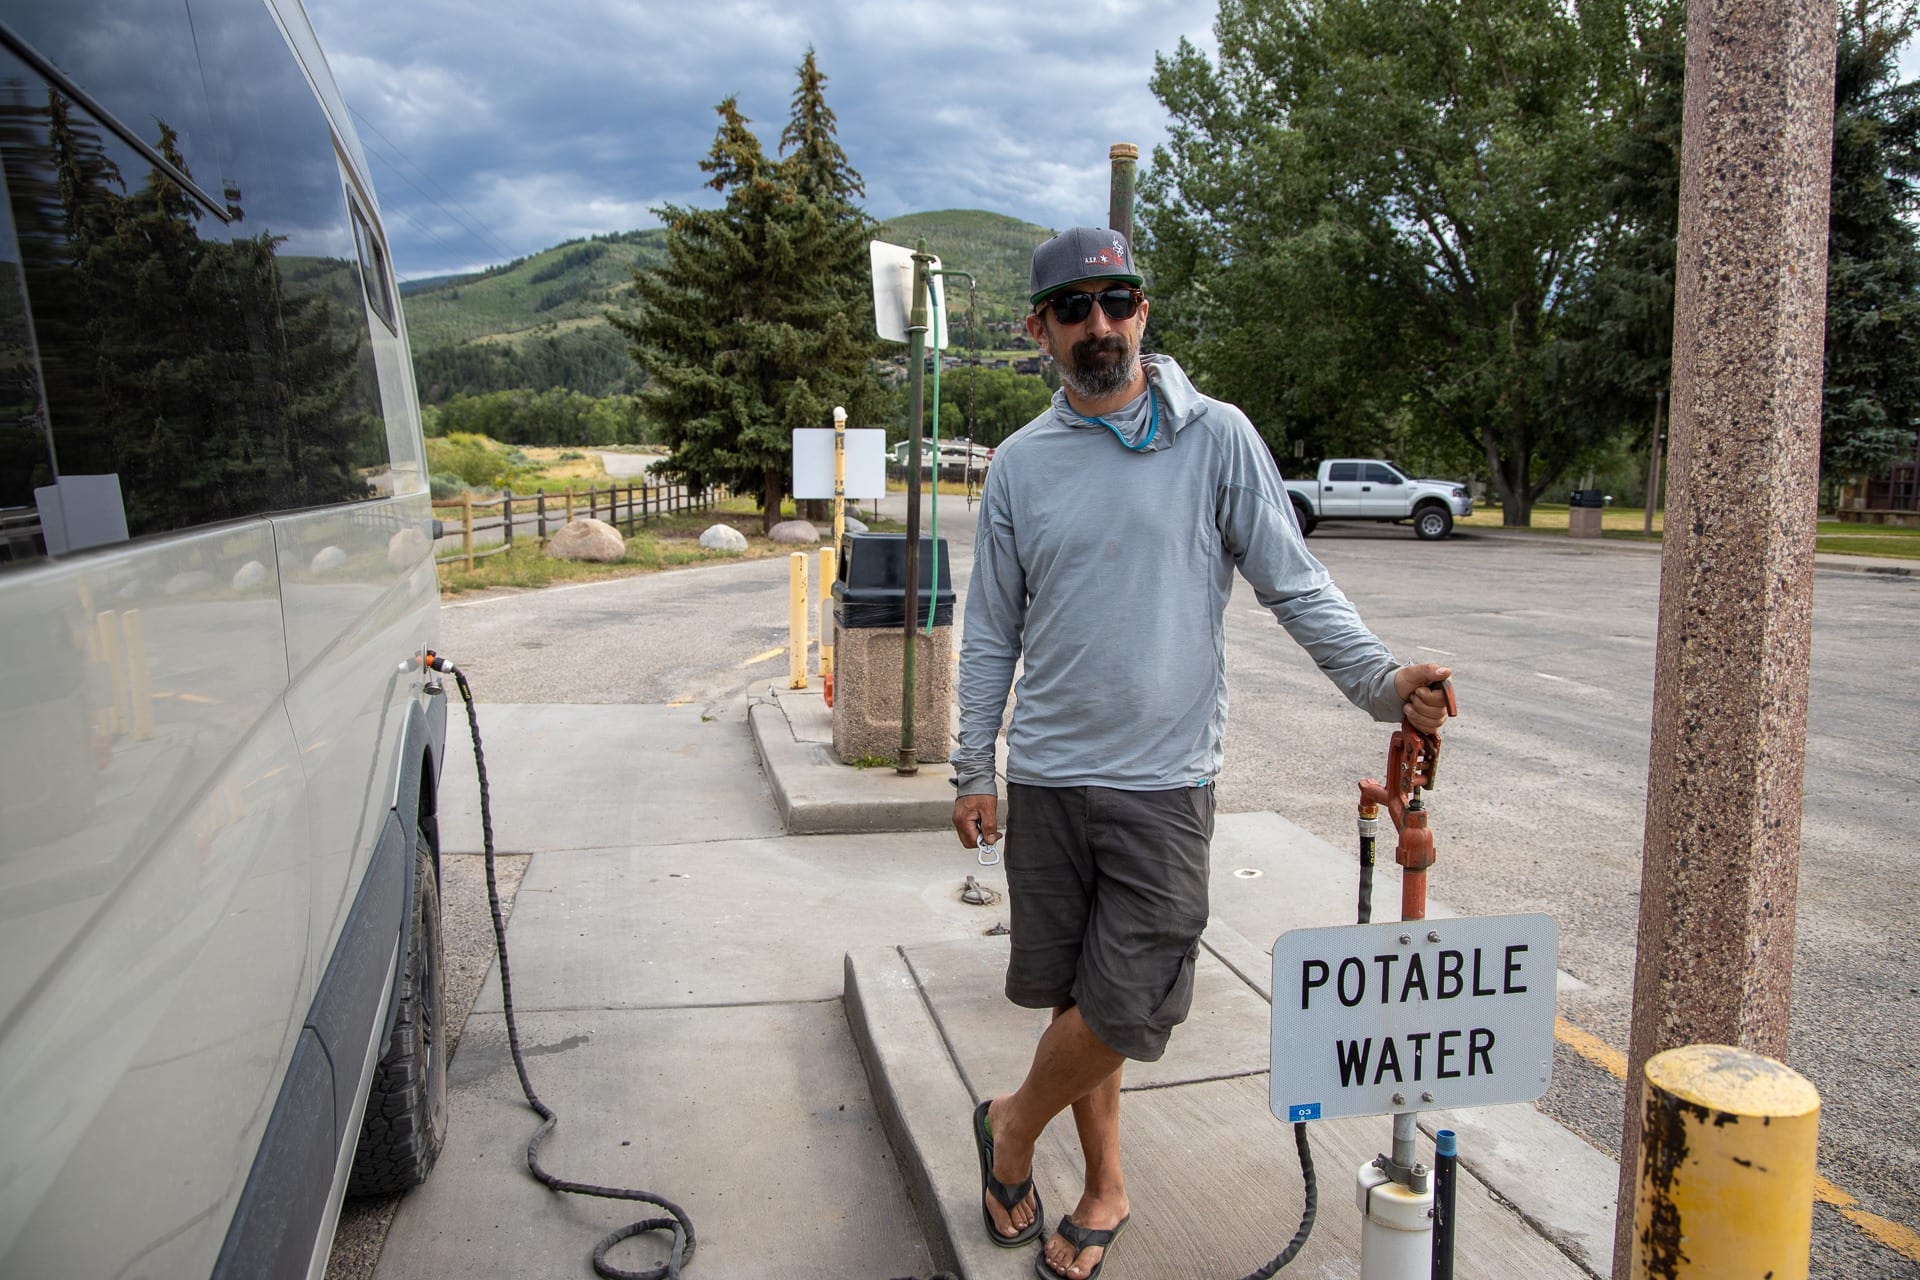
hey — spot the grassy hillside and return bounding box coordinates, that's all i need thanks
[398,210,1053,402]
[399,229,667,350]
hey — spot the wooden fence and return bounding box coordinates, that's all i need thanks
[432,480,718,570]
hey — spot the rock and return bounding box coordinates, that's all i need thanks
[768,519,819,545]
[545,517,625,562]
[163,570,215,596]
[310,546,348,573]
[843,516,869,534]
[387,526,430,568]
[699,524,749,552]
[231,560,271,592]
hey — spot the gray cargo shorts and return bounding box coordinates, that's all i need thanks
[1002,781,1217,1062]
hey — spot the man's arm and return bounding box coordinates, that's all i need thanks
[951,470,1024,848]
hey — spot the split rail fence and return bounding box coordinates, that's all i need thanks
[432,480,717,570]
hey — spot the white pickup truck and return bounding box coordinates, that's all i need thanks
[1282,459,1473,540]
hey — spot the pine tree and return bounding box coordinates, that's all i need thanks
[617,54,885,531]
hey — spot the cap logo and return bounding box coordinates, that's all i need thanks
[1083,236,1129,269]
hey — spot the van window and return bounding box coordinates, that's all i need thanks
[0,18,390,566]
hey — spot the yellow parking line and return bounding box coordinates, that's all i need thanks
[1554,1015,1920,1263]
[739,647,785,668]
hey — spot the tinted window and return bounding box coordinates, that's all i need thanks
[0,17,384,566]
[1364,463,1401,484]
[1328,462,1359,482]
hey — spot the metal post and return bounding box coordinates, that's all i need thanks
[1433,1130,1458,1280]
[1629,1045,1819,1279]
[788,552,808,690]
[537,491,548,545]
[819,545,836,688]
[1614,0,1835,1265]
[122,609,152,741]
[898,241,932,774]
[504,486,514,547]
[1642,389,1665,537]
[1108,143,1138,245]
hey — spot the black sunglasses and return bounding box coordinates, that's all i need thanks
[1040,287,1144,325]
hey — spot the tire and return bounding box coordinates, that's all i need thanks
[1290,498,1318,536]
[348,831,448,1195]
[1413,503,1454,541]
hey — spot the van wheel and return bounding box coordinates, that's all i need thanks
[1291,498,1318,536]
[348,832,447,1195]
[1413,504,1454,540]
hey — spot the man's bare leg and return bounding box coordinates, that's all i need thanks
[983,1003,1124,1243]
[1039,1057,1129,1278]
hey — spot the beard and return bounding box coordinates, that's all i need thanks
[1057,332,1139,401]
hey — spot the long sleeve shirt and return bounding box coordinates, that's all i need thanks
[952,355,1405,799]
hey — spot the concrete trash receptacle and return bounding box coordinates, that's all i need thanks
[1569,489,1605,538]
[830,534,954,765]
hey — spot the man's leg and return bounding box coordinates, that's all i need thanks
[1042,1029,1129,1279]
[983,1002,1122,1242]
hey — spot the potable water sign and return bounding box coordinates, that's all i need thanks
[1269,914,1558,1123]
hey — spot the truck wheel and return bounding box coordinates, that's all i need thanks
[349,831,447,1195]
[1413,504,1454,541]
[1290,498,1318,536]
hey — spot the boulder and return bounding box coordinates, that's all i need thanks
[387,526,431,568]
[231,560,271,592]
[699,524,749,552]
[768,519,819,545]
[843,516,869,534]
[310,546,349,573]
[545,517,625,562]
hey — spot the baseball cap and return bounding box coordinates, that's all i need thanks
[1029,227,1144,306]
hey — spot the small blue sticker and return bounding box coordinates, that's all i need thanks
[1289,1103,1321,1122]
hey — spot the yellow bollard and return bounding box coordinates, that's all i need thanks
[788,551,808,690]
[96,610,126,735]
[1630,1044,1819,1280]
[819,545,836,684]
[122,609,154,741]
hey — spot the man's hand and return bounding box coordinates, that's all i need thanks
[953,794,999,850]
[1394,662,1456,734]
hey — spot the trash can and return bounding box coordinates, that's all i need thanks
[1568,490,1605,538]
[828,534,954,765]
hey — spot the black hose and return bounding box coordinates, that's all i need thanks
[453,667,698,1280]
[1358,830,1377,925]
[1237,1121,1318,1279]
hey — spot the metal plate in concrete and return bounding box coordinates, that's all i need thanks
[473,831,1013,1013]
[903,936,1274,1097]
[372,1002,932,1280]
[439,703,784,852]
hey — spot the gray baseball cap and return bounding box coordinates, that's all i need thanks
[1029,226,1143,305]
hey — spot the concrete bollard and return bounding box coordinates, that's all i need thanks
[788,552,808,690]
[1630,1043,1819,1279]
[819,545,836,686]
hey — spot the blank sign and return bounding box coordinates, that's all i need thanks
[792,428,886,500]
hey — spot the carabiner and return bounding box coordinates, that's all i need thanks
[976,837,1001,867]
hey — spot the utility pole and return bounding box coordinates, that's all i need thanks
[1108,143,1138,244]
[897,240,933,775]
[1613,0,1835,1272]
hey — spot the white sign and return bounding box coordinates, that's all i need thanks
[870,240,948,349]
[792,428,886,500]
[1269,913,1557,1123]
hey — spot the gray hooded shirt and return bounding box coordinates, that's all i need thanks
[952,354,1404,799]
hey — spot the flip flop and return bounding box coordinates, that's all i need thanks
[1035,1212,1131,1280]
[973,1099,1043,1248]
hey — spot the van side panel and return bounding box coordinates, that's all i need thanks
[209,1029,336,1280]
[0,528,315,1276]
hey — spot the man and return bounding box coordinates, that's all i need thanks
[952,226,1453,1280]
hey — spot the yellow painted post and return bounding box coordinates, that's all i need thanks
[788,551,808,690]
[1630,1044,1819,1280]
[832,405,848,552]
[96,610,126,735]
[122,608,154,741]
[819,545,836,684]
[461,491,474,571]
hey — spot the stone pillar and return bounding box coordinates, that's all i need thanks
[1612,0,1836,1272]
[832,622,953,765]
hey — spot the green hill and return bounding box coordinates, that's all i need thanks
[397,210,1052,403]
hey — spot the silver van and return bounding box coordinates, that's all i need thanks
[0,2,447,1275]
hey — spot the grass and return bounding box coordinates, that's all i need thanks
[436,497,905,595]
[1455,503,1920,558]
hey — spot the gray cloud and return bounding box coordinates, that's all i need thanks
[301,0,1218,278]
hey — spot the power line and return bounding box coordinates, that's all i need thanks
[347,104,517,265]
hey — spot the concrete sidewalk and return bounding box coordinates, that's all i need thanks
[372,687,1617,1279]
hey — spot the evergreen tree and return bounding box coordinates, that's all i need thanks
[616,54,885,531]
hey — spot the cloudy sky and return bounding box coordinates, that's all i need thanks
[300,0,1222,281]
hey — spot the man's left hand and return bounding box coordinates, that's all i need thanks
[1394,663,1455,734]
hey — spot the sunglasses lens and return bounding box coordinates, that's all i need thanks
[1097,289,1140,320]
[1050,292,1094,323]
